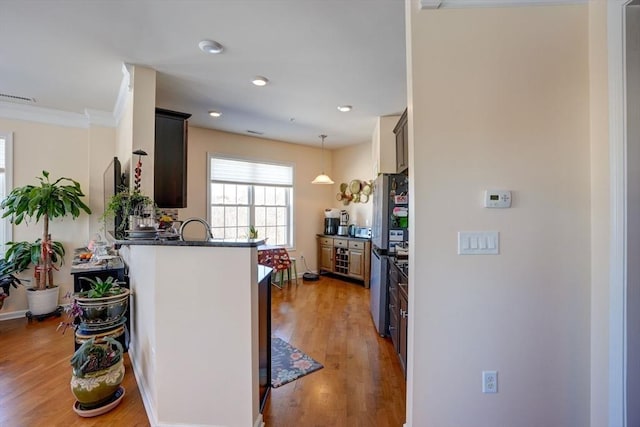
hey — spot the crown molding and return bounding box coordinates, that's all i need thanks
[0,62,131,129]
[0,101,116,129]
[420,0,587,9]
[0,101,90,128]
[85,109,117,127]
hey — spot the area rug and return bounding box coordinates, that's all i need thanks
[271,337,324,388]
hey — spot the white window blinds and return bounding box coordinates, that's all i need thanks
[210,157,293,186]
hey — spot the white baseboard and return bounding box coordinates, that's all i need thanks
[128,347,159,427]
[0,309,28,321]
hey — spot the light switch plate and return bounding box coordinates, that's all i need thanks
[458,231,499,255]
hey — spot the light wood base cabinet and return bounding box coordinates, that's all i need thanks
[316,235,371,288]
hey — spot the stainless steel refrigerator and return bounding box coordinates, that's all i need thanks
[370,173,408,336]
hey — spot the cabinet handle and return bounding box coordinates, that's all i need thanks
[389,286,396,292]
[389,304,395,310]
[400,310,408,319]
[389,326,396,331]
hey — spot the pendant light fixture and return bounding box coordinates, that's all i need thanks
[312,134,334,185]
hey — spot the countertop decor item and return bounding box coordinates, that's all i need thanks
[102,189,155,238]
[311,134,334,184]
[132,149,147,192]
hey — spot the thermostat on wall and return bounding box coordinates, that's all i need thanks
[484,190,511,208]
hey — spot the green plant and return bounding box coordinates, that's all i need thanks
[5,239,65,273]
[102,188,155,234]
[0,259,21,305]
[249,225,258,239]
[70,336,123,378]
[0,171,91,290]
[78,276,123,298]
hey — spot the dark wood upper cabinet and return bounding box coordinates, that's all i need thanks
[154,108,191,208]
[394,108,408,174]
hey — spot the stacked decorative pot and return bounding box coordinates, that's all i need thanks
[70,288,130,416]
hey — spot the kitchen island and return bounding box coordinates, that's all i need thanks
[116,237,267,427]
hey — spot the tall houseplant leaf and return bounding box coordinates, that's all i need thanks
[0,171,91,290]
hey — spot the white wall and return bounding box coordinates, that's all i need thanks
[331,141,374,227]
[124,244,259,427]
[588,1,610,426]
[406,3,590,426]
[182,126,334,271]
[0,118,95,315]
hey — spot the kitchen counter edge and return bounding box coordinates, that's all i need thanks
[316,234,371,241]
[110,234,266,248]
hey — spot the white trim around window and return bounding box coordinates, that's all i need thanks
[0,132,13,254]
[206,153,296,249]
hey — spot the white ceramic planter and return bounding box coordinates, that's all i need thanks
[26,286,59,315]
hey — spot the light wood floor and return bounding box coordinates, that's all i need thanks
[263,275,406,427]
[0,275,405,427]
[0,315,149,427]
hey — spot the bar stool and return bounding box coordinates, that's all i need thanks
[270,248,292,288]
[286,257,298,286]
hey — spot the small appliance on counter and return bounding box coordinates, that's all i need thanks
[324,208,340,235]
[337,210,350,236]
[354,227,372,239]
[324,218,339,235]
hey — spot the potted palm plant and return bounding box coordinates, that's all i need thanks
[1,170,91,316]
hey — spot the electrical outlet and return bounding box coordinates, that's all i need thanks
[300,253,304,260]
[482,370,498,393]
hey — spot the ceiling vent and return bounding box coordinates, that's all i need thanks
[246,130,264,135]
[0,93,36,104]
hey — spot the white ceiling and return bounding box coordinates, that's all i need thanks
[0,0,407,148]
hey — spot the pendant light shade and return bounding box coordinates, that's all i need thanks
[312,134,334,185]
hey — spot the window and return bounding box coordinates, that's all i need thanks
[0,132,13,255]
[208,155,294,247]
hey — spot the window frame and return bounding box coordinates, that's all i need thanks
[207,153,295,249]
[0,132,13,256]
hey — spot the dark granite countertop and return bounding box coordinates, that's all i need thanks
[316,234,371,241]
[112,234,265,248]
[258,264,272,284]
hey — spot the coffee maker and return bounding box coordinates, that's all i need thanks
[337,210,349,236]
[324,218,339,235]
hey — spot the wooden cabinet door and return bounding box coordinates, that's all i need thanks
[155,108,191,208]
[320,245,334,272]
[399,290,408,377]
[388,263,400,352]
[394,109,408,173]
[388,285,399,352]
[348,249,364,279]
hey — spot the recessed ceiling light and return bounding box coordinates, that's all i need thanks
[208,110,221,117]
[337,105,352,112]
[199,39,224,54]
[252,76,269,87]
